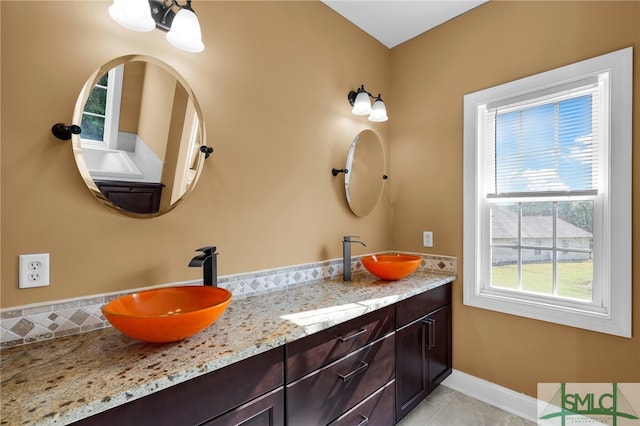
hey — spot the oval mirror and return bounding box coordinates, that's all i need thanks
[71,55,207,217]
[344,129,386,217]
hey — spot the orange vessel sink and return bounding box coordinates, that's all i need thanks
[102,286,232,343]
[361,254,422,281]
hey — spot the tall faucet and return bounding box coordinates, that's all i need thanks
[189,246,218,286]
[343,236,366,281]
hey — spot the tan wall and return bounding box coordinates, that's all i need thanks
[138,62,176,160]
[390,1,640,396]
[1,1,391,307]
[119,61,145,134]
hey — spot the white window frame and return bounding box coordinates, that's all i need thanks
[463,47,632,337]
[81,64,124,150]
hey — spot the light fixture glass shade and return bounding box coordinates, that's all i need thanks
[368,99,388,122]
[166,8,205,53]
[352,91,372,116]
[108,0,155,32]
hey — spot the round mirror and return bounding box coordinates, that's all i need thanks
[344,129,386,217]
[71,55,207,217]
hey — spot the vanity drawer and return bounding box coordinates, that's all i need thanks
[203,387,284,426]
[286,333,395,426]
[328,380,395,426]
[286,304,395,382]
[396,283,451,328]
[73,346,284,426]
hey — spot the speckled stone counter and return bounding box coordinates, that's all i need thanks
[0,271,455,425]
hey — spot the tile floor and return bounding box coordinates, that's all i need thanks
[398,386,536,426]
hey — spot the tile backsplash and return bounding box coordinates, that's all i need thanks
[0,253,456,348]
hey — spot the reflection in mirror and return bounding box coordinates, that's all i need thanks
[72,55,206,217]
[344,129,386,217]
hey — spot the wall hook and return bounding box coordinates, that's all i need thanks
[51,123,81,140]
[200,146,214,159]
[332,168,349,176]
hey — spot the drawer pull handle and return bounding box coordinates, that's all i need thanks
[338,361,369,381]
[338,328,367,343]
[356,415,369,426]
[421,318,435,349]
[429,318,436,348]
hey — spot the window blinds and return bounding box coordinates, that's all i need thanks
[485,77,602,198]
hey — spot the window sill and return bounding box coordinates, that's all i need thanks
[463,287,630,338]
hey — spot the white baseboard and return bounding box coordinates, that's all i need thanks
[442,369,538,423]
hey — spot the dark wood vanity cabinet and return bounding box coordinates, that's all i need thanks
[73,346,284,426]
[286,305,396,426]
[395,283,452,422]
[94,180,163,214]
[70,283,452,426]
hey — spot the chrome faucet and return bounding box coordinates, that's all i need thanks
[342,236,366,281]
[189,246,218,286]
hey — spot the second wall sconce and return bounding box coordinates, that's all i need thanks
[347,85,388,122]
[109,0,205,53]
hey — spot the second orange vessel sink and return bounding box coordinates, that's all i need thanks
[361,254,422,281]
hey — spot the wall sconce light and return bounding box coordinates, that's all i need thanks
[109,0,205,53]
[347,85,388,122]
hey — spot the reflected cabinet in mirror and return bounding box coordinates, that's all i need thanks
[71,55,207,217]
[344,129,386,217]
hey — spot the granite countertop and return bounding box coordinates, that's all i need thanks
[0,271,455,425]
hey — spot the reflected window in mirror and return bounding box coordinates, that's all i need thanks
[81,65,123,149]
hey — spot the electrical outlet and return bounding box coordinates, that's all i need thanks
[19,253,50,288]
[423,231,433,248]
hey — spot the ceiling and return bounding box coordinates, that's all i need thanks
[321,0,489,49]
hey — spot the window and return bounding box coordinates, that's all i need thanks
[80,65,123,149]
[463,47,632,337]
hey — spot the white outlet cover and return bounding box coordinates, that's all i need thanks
[19,253,50,288]
[423,231,433,248]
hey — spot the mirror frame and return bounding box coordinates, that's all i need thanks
[71,55,207,218]
[344,129,386,217]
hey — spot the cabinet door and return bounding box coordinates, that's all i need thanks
[395,316,428,421]
[95,180,163,214]
[203,388,284,426]
[395,304,452,422]
[426,304,452,392]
